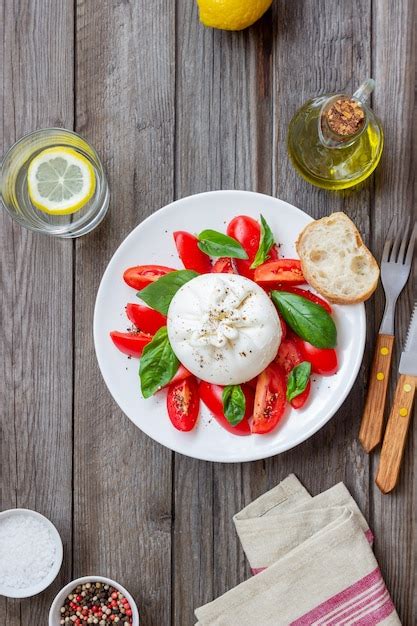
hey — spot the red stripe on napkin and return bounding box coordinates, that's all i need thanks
[250,567,266,575]
[290,567,395,626]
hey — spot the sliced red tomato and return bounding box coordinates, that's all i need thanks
[125,303,166,334]
[211,257,237,274]
[169,364,192,385]
[174,231,212,274]
[252,363,287,434]
[275,286,332,313]
[156,365,192,392]
[110,330,152,357]
[275,338,302,374]
[226,216,279,279]
[199,382,253,436]
[227,215,260,259]
[292,336,338,375]
[290,379,311,409]
[279,316,287,341]
[167,376,200,432]
[123,265,174,290]
[269,245,280,260]
[254,259,305,286]
[246,376,259,391]
[234,259,255,279]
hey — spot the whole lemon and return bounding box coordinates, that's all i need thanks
[197,0,273,31]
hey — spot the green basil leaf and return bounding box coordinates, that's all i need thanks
[222,385,246,426]
[250,215,275,269]
[137,270,198,315]
[139,327,179,398]
[271,291,337,348]
[286,361,311,402]
[197,230,248,259]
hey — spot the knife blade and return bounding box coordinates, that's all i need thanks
[399,303,417,376]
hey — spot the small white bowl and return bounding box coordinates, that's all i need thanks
[49,575,140,626]
[0,508,63,598]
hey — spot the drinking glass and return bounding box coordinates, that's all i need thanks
[1,128,109,237]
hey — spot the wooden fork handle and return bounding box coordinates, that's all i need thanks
[359,334,394,452]
[375,374,416,493]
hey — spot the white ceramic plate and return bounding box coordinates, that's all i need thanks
[94,190,365,462]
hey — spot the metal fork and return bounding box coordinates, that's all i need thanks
[359,217,416,453]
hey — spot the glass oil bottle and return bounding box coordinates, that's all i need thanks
[287,79,383,190]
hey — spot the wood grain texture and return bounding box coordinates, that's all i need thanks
[1,1,416,625]
[0,0,73,626]
[376,374,416,493]
[0,1,74,625]
[268,0,372,529]
[359,334,395,452]
[73,2,175,626]
[173,4,219,621]
[174,4,275,622]
[370,0,417,622]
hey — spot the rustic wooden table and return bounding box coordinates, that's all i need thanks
[1,1,416,625]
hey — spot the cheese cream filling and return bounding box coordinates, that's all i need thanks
[167,273,281,386]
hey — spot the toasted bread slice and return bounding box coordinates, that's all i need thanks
[296,212,379,304]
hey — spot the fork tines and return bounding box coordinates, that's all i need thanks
[382,217,417,266]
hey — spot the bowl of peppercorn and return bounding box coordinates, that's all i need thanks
[49,575,139,626]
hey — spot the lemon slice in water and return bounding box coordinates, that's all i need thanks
[28,147,96,215]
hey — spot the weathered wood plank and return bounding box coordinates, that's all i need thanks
[173,7,219,622]
[0,1,74,624]
[371,1,416,623]
[73,2,175,625]
[173,6,275,623]
[266,0,372,513]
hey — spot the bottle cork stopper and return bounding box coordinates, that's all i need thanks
[325,98,365,136]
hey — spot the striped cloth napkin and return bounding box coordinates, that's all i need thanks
[195,475,400,626]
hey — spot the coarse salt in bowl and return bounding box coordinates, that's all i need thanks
[0,508,63,598]
[49,576,140,626]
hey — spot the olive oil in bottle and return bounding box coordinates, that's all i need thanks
[287,79,383,190]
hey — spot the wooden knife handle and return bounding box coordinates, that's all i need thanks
[359,334,394,452]
[375,374,416,493]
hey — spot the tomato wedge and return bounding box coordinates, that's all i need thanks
[211,257,237,274]
[123,265,174,290]
[275,286,332,313]
[275,338,302,374]
[279,316,287,341]
[254,259,305,286]
[246,376,259,391]
[110,331,152,357]
[292,336,338,375]
[275,338,312,408]
[290,379,311,409]
[167,376,200,432]
[174,231,212,274]
[227,215,260,258]
[125,303,167,334]
[155,364,192,393]
[226,215,279,279]
[199,382,253,436]
[252,363,287,434]
[169,364,192,386]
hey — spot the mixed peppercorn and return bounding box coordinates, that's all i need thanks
[59,582,133,625]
